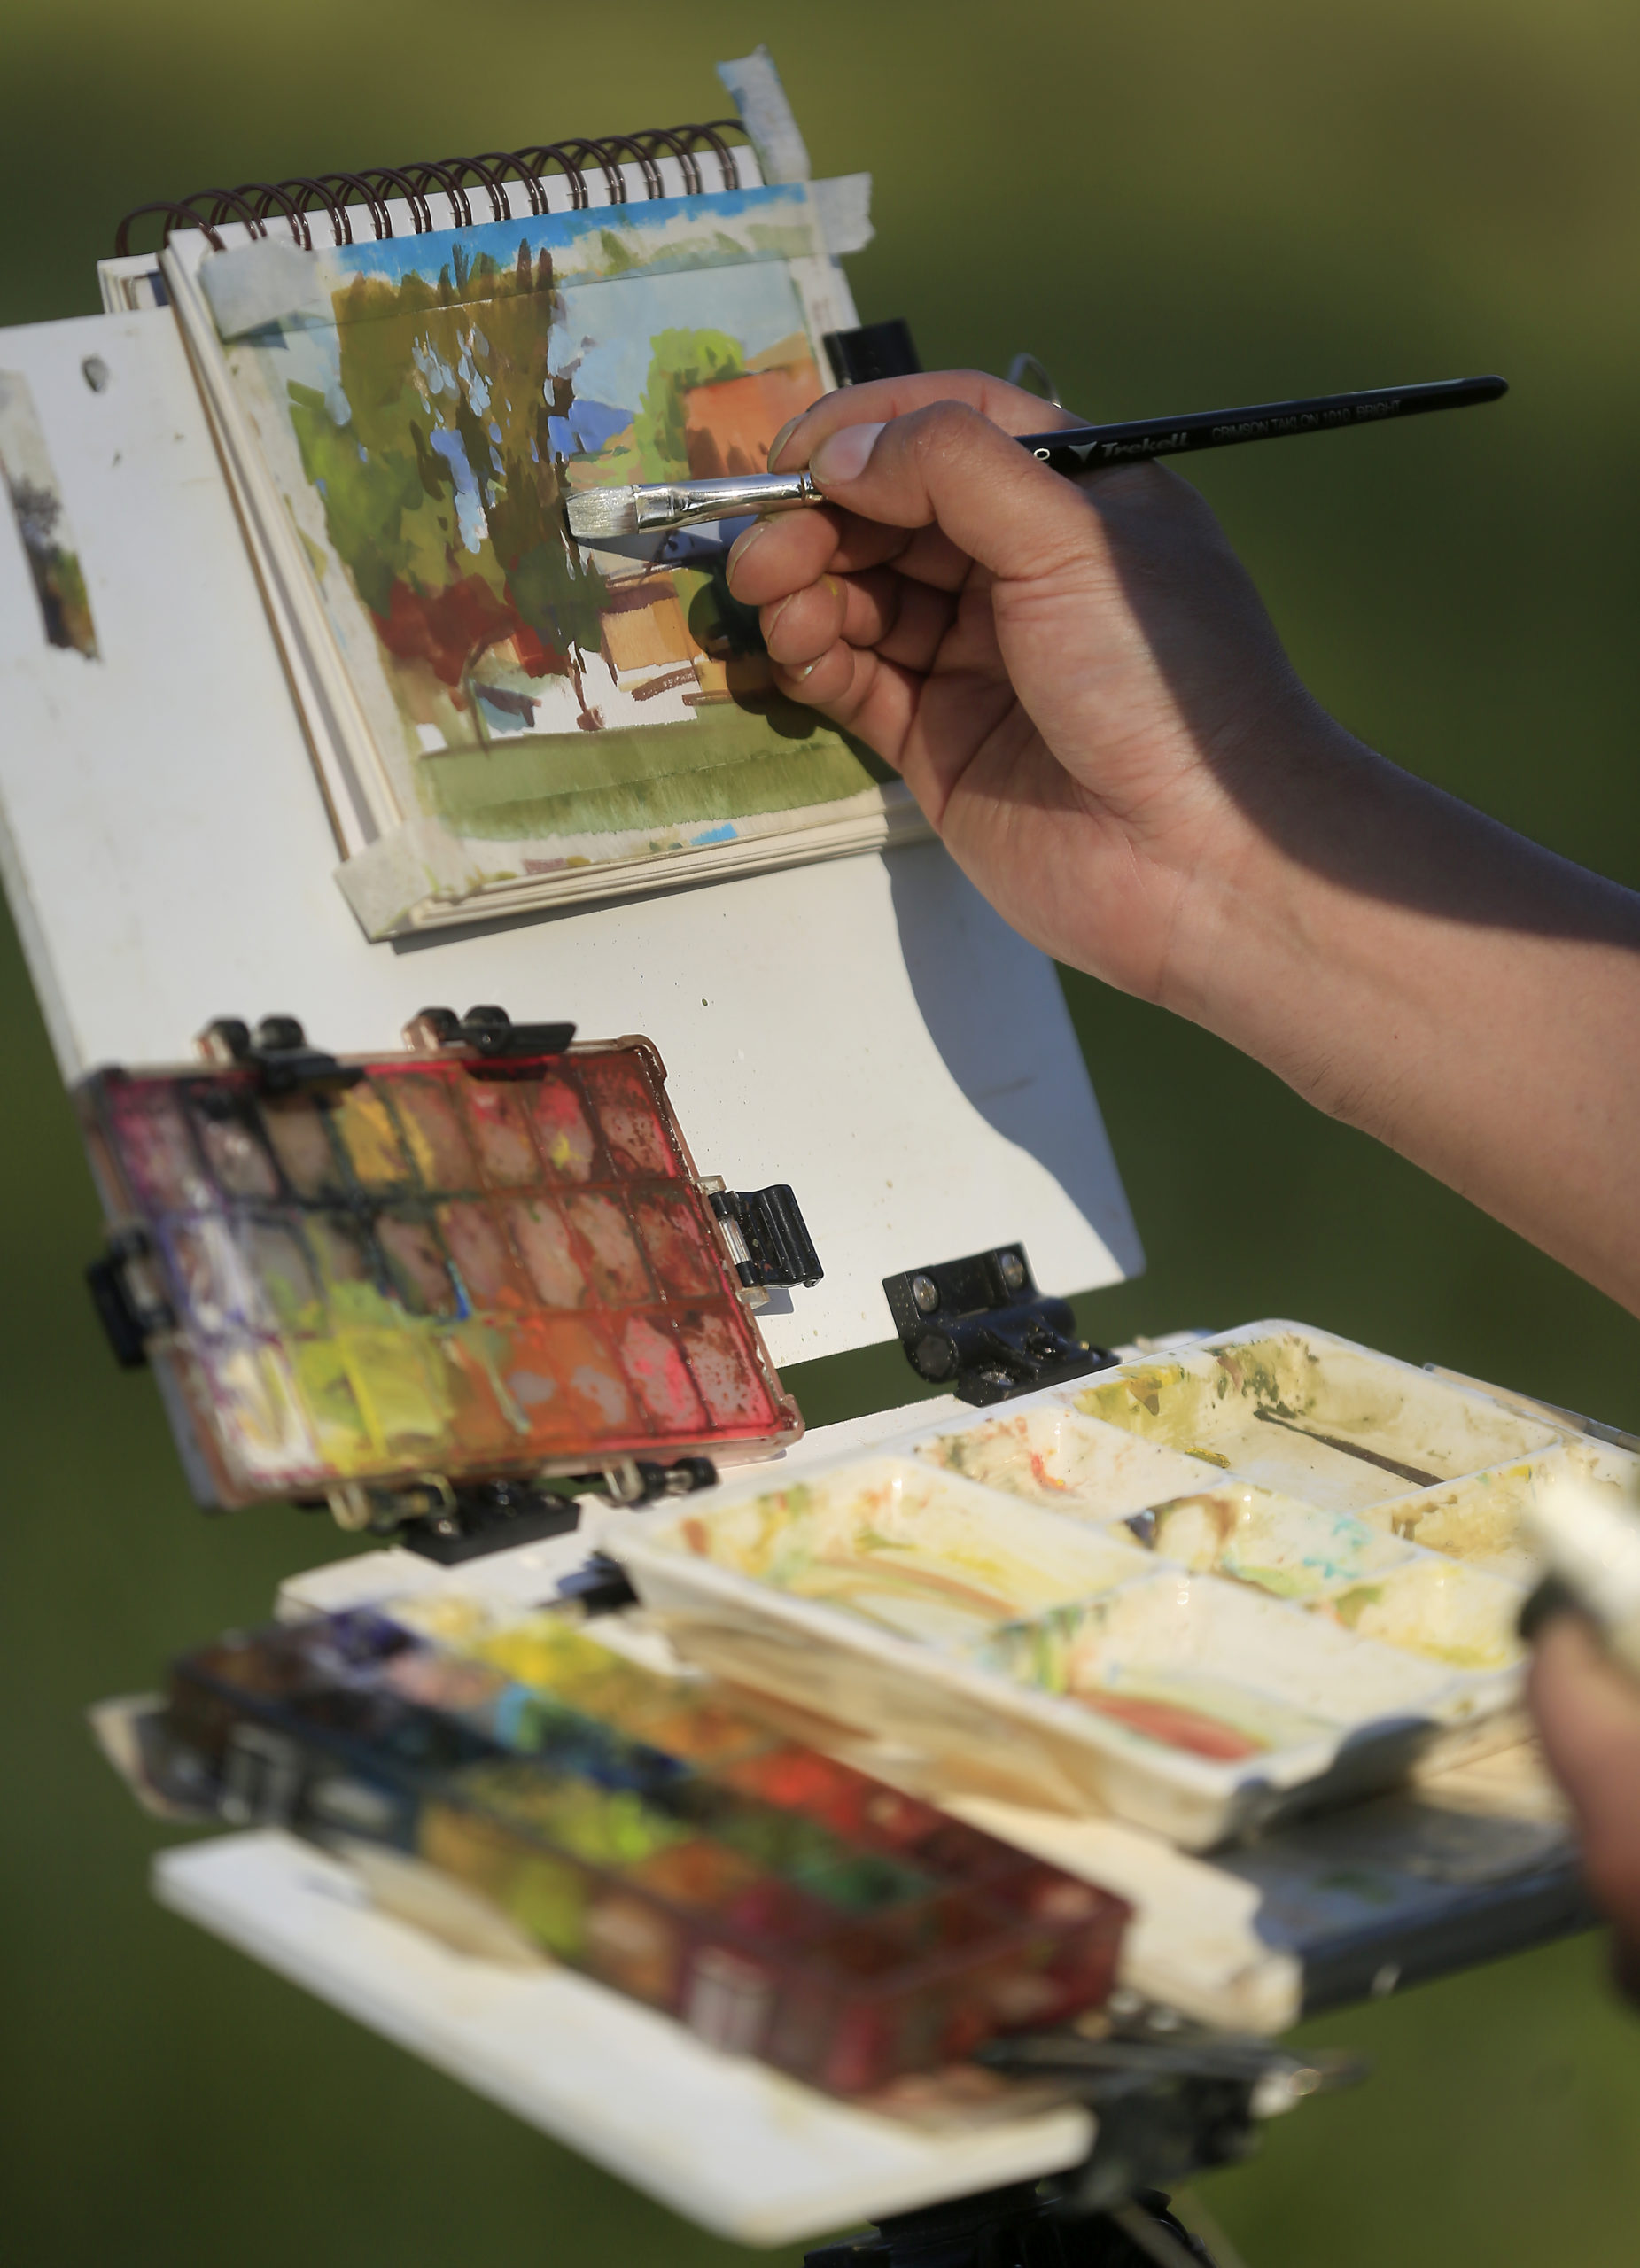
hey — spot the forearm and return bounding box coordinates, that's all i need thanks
[1166,721,1640,1316]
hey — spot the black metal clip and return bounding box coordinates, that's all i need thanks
[85,1227,171,1368]
[709,1185,822,1289]
[555,1552,640,1617]
[821,319,922,387]
[416,1005,577,1060]
[395,1477,583,1565]
[976,2012,1365,2218]
[882,1244,1114,1404]
[201,1015,362,1099]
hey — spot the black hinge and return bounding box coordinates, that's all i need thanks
[710,1185,823,1288]
[414,1005,577,1060]
[882,1244,1115,1405]
[201,1015,362,1098]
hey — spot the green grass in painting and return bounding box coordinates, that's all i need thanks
[418,703,891,840]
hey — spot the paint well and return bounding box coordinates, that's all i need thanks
[666,1458,1154,1648]
[1076,1328,1559,1511]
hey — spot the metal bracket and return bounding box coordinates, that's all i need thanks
[708,1185,822,1289]
[587,1456,720,1507]
[978,2010,1365,2217]
[409,1005,577,1060]
[806,2013,1362,2268]
[197,1014,362,1099]
[882,1244,1114,1405]
[346,1456,719,1565]
[385,1479,583,1565]
[85,1227,174,1368]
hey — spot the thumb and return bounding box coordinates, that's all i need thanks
[807,400,1105,588]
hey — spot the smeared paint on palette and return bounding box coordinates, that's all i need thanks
[975,1573,1456,1759]
[666,1458,1153,1647]
[620,1323,1619,1845]
[0,369,97,656]
[78,1034,797,1506]
[915,1403,1224,1515]
[1076,1329,1559,1511]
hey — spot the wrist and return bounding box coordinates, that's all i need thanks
[1152,707,1385,1071]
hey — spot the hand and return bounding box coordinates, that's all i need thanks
[728,371,1640,1323]
[1529,1614,1640,1996]
[726,371,1344,1006]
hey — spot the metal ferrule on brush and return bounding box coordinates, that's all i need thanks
[566,469,821,541]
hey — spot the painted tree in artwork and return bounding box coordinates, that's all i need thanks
[285,237,610,734]
[632,328,745,480]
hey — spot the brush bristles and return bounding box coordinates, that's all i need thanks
[564,485,641,540]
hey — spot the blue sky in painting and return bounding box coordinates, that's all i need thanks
[548,399,631,454]
[323,184,810,293]
[549,263,811,431]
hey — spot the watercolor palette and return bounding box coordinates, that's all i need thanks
[76,1027,799,1513]
[620,1324,1630,1847]
[154,1604,1130,2097]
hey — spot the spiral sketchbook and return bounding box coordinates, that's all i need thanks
[103,65,922,942]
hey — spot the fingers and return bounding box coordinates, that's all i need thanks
[762,564,958,679]
[769,640,927,766]
[727,503,969,610]
[800,400,1103,588]
[729,398,1102,649]
[1529,1615,1640,1972]
[768,369,1084,473]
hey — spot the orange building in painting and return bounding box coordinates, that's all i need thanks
[681,360,822,478]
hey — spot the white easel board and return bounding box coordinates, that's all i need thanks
[154,1829,1095,2245]
[0,308,1140,1367]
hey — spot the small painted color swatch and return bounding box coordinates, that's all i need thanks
[80,1039,794,1504]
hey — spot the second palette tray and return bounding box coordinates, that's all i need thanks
[618,1323,1631,1847]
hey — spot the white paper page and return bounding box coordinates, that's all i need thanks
[0,307,1141,1365]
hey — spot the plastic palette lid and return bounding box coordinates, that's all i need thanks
[77,1015,801,1517]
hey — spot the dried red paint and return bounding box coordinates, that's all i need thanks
[677,1308,776,1430]
[618,1313,708,1429]
[372,575,571,689]
[562,1192,654,1305]
[632,1190,722,1297]
[500,1313,636,1446]
[578,1054,676,1177]
[1073,1689,1268,1761]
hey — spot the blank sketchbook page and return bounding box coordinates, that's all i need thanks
[0,308,1143,1365]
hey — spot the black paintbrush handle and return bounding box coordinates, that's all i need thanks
[1017,375,1506,474]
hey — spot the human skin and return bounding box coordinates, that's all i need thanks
[726,369,1640,1975]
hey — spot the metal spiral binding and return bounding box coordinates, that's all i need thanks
[113,121,748,257]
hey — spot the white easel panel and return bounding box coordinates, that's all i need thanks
[0,310,1139,1365]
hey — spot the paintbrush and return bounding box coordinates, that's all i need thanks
[563,374,1506,541]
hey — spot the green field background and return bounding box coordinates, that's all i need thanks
[4,4,1640,2259]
